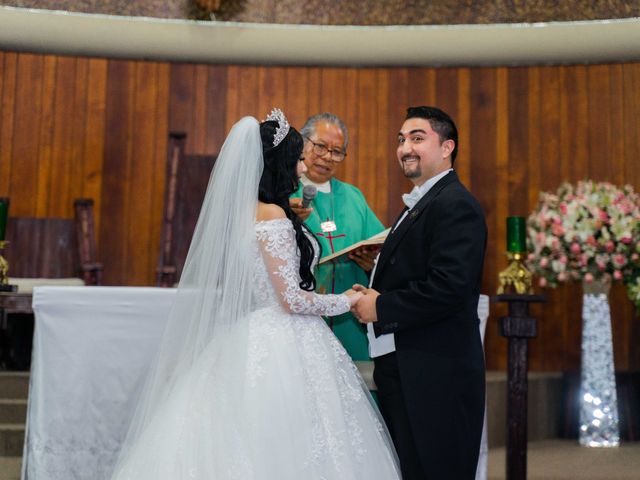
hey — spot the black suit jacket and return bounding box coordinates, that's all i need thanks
[373,170,487,479]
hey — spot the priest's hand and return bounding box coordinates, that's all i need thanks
[349,246,379,272]
[351,287,379,323]
[289,198,313,221]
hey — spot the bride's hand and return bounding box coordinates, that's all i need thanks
[345,290,363,306]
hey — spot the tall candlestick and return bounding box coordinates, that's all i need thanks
[507,216,527,253]
[0,198,8,241]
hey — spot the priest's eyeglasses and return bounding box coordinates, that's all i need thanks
[305,137,347,162]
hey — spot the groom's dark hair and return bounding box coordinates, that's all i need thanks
[406,106,458,165]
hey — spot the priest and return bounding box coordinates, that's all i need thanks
[291,112,384,361]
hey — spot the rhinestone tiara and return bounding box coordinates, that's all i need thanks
[264,108,290,147]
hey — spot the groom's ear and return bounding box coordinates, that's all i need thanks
[441,139,455,161]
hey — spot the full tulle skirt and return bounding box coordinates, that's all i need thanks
[112,305,401,480]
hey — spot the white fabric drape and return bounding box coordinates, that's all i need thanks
[475,294,490,480]
[23,286,176,480]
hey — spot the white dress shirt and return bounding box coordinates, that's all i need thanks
[367,169,453,358]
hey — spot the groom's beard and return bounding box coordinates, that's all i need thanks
[401,155,421,179]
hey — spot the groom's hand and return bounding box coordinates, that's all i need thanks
[351,283,367,292]
[352,288,379,323]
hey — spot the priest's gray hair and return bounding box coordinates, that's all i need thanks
[300,112,349,149]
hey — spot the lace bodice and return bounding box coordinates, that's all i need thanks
[253,218,350,316]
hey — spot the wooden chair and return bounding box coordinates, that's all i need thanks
[3,198,102,287]
[0,198,102,369]
[156,132,217,287]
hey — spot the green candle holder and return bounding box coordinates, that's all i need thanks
[0,198,8,242]
[499,216,533,294]
[506,216,527,253]
[0,240,15,291]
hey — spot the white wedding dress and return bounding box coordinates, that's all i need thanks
[111,218,400,480]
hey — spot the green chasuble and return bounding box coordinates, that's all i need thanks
[292,178,385,360]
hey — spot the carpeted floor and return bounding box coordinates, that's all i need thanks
[488,440,640,480]
[2,440,639,480]
[0,457,20,480]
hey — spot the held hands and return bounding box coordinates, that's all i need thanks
[348,246,380,272]
[344,289,363,307]
[349,284,380,323]
[289,198,313,221]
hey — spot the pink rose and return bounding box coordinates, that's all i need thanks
[586,236,597,247]
[540,257,549,268]
[552,224,565,236]
[570,243,581,254]
[605,241,615,253]
[560,203,568,214]
[559,255,568,264]
[621,237,632,244]
[614,254,627,267]
[613,270,623,280]
[539,277,548,287]
[584,273,594,283]
[558,272,567,282]
[599,210,608,221]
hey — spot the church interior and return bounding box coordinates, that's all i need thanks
[0,1,639,479]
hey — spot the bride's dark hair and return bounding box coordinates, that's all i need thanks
[259,120,318,291]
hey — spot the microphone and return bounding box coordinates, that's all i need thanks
[301,185,317,209]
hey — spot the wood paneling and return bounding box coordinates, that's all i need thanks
[1,50,639,371]
[101,60,170,285]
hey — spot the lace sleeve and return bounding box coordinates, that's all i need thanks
[256,220,350,316]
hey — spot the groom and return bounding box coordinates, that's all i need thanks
[352,106,487,479]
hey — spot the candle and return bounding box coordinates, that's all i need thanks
[0,198,8,241]
[506,216,527,253]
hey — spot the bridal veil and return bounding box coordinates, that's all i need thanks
[112,116,263,474]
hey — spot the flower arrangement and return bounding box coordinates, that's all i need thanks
[526,181,640,295]
[626,221,640,309]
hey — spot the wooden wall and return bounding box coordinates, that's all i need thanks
[1,50,639,371]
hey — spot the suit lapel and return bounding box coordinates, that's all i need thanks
[375,171,458,278]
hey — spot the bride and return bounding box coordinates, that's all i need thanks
[110,110,401,479]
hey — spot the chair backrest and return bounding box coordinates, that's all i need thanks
[3,198,102,285]
[157,132,217,287]
[74,199,102,285]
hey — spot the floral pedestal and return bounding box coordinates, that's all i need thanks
[579,280,620,447]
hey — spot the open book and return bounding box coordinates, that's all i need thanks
[318,228,390,265]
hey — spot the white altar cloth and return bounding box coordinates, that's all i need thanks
[23,286,176,480]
